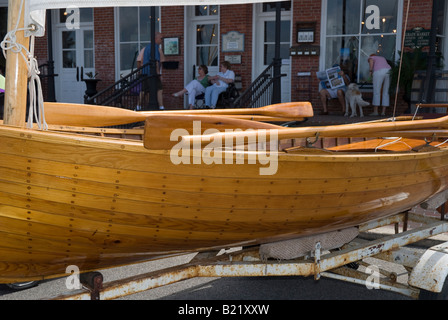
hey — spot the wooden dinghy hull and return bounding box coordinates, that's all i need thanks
[1,124,448,282]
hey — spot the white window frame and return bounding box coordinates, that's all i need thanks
[114,6,161,80]
[320,0,403,86]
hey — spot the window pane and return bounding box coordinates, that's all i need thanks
[264,44,290,65]
[327,0,361,35]
[84,30,93,49]
[80,8,93,23]
[84,50,94,68]
[62,31,76,49]
[210,5,219,15]
[325,36,359,82]
[120,43,139,71]
[264,21,291,42]
[197,47,218,67]
[139,7,160,42]
[195,5,208,16]
[63,51,76,68]
[263,1,291,12]
[362,0,398,34]
[197,24,218,45]
[359,35,396,82]
[119,7,138,42]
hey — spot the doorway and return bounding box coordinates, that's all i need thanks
[253,2,292,103]
[53,8,95,103]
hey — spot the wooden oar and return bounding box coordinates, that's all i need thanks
[144,114,281,150]
[182,115,448,147]
[43,102,313,127]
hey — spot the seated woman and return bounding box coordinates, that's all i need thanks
[172,65,209,109]
[204,61,235,109]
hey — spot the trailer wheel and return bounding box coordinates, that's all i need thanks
[419,277,448,300]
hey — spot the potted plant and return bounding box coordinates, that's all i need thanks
[83,71,101,100]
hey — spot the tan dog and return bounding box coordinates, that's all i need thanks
[344,83,370,118]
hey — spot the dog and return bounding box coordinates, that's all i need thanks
[344,83,370,118]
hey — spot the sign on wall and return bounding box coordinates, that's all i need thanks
[222,31,244,52]
[404,27,431,49]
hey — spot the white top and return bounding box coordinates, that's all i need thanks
[215,70,235,88]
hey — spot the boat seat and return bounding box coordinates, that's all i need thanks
[328,138,432,153]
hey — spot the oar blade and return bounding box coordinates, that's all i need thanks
[44,102,146,127]
[143,114,280,150]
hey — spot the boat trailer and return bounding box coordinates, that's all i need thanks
[49,211,448,300]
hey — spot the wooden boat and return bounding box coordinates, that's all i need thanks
[2,0,448,284]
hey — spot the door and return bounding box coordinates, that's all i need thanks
[185,5,219,107]
[254,3,292,103]
[53,9,95,103]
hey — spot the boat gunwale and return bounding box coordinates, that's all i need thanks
[0,124,448,163]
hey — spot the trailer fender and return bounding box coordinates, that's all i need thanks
[409,241,448,293]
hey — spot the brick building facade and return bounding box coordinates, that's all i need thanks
[1,1,444,114]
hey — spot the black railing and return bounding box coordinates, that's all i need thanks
[85,62,152,110]
[233,61,285,108]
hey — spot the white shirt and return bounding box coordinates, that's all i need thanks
[215,70,235,88]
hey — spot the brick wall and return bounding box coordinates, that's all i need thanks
[93,8,115,93]
[32,0,435,113]
[220,5,253,95]
[291,0,322,111]
[160,6,185,109]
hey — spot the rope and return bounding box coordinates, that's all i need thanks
[27,35,47,130]
[0,0,47,130]
[374,137,412,152]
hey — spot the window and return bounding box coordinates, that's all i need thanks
[262,2,291,12]
[324,0,400,83]
[263,20,291,65]
[117,7,160,75]
[59,8,93,24]
[195,5,218,16]
[196,24,218,66]
[192,5,219,68]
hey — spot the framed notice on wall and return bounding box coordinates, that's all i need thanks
[222,31,244,52]
[296,22,316,44]
[163,37,180,56]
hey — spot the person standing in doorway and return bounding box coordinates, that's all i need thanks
[368,53,391,116]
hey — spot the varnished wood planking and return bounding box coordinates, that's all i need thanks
[1,124,448,281]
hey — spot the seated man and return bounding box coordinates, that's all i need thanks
[318,67,350,115]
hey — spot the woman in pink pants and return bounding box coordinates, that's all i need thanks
[368,53,391,116]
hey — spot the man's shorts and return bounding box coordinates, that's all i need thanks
[143,75,163,92]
